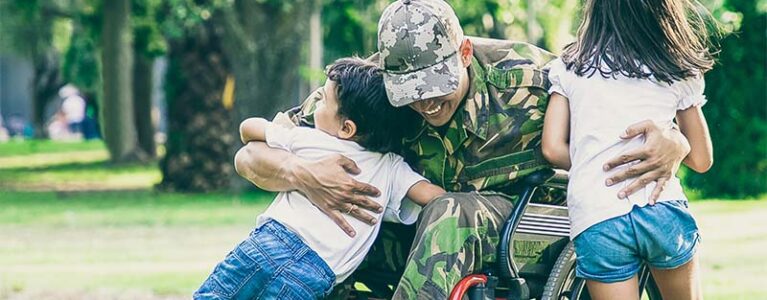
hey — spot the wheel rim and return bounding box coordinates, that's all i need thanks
[557,265,588,300]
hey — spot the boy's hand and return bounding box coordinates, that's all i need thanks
[603,120,689,202]
[291,154,382,237]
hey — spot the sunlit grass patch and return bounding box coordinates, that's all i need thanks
[689,200,767,300]
[0,139,105,157]
[0,191,275,300]
[0,141,160,191]
[0,190,274,227]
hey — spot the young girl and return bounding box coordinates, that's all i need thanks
[542,0,715,299]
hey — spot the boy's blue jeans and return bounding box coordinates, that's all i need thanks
[194,220,335,300]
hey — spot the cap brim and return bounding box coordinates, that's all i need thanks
[383,54,461,107]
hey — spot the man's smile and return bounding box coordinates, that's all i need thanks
[424,104,442,116]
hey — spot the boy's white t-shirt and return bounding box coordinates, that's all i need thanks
[255,124,426,284]
[547,58,707,238]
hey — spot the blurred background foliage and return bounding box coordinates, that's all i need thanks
[0,0,764,198]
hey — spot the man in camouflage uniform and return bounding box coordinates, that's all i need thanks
[286,1,555,298]
[234,0,692,298]
[374,1,553,298]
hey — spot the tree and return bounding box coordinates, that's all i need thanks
[156,0,317,192]
[0,0,70,137]
[132,0,166,157]
[156,1,234,191]
[684,0,767,198]
[218,0,317,123]
[101,0,146,162]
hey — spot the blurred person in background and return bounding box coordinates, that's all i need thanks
[59,84,86,138]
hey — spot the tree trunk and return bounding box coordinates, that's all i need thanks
[133,52,156,157]
[158,22,234,192]
[219,0,315,123]
[216,0,315,191]
[309,3,323,90]
[31,49,64,137]
[101,0,144,162]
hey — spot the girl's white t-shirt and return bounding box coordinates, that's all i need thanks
[255,124,426,284]
[547,58,707,238]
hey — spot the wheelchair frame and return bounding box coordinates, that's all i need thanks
[448,169,663,300]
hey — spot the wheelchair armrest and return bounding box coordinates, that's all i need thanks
[522,168,555,186]
[549,169,569,185]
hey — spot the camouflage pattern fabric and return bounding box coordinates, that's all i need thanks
[286,37,556,299]
[392,192,514,299]
[377,0,465,107]
[400,37,556,194]
[291,37,556,194]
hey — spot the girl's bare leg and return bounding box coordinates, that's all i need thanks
[650,254,702,300]
[586,275,640,300]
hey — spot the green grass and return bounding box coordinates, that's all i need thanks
[0,140,765,299]
[0,190,274,298]
[0,140,159,191]
[0,190,273,227]
[0,139,104,157]
[690,200,767,300]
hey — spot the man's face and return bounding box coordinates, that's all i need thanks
[407,66,469,127]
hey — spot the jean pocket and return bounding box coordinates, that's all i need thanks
[276,276,317,300]
[207,239,265,299]
[574,221,634,259]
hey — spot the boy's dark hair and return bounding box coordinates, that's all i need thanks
[562,0,719,83]
[326,57,419,153]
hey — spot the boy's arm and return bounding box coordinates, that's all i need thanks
[239,117,269,144]
[542,93,572,170]
[406,181,446,206]
[676,106,713,173]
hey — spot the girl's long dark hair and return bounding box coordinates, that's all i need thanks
[562,0,719,83]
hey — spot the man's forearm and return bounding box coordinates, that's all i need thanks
[234,141,301,192]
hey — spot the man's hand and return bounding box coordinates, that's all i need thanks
[603,120,690,203]
[291,154,382,237]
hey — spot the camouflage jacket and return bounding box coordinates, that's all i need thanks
[289,37,556,193]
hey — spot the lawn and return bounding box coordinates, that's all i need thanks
[0,140,765,299]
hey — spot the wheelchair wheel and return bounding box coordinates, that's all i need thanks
[540,242,664,300]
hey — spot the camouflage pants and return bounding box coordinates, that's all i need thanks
[327,191,515,299]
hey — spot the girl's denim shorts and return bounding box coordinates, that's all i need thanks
[573,200,700,283]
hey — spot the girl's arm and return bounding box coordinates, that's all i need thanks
[406,181,446,206]
[542,93,572,170]
[676,106,713,173]
[239,117,270,144]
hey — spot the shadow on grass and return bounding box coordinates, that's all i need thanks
[0,189,276,226]
[0,160,162,192]
[0,140,105,158]
[0,160,152,173]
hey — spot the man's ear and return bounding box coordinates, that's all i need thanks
[459,39,473,67]
[338,119,357,140]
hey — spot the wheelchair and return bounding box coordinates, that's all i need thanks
[448,168,663,300]
[350,169,663,300]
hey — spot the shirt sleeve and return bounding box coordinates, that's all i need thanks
[264,123,299,151]
[546,58,569,97]
[383,154,428,225]
[675,74,707,110]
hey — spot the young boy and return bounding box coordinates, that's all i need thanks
[194,57,446,300]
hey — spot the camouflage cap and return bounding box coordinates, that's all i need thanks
[378,0,465,107]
